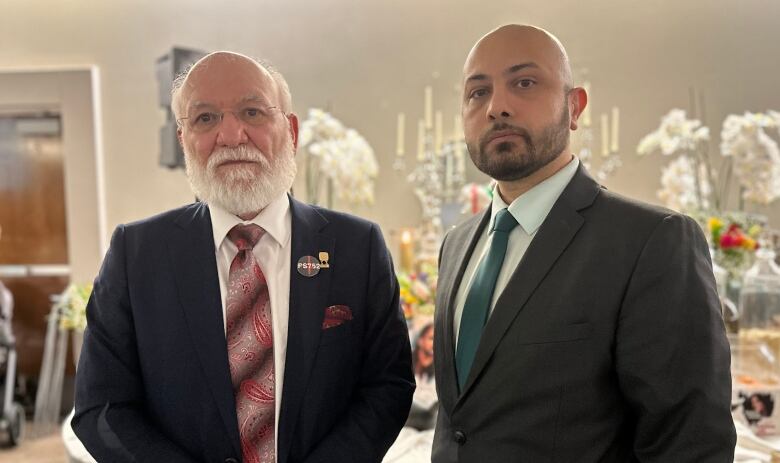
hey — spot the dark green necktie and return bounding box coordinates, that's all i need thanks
[455,208,518,390]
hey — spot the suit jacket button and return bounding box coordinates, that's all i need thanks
[225,459,238,463]
[454,430,467,445]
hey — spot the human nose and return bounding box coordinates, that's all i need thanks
[214,111,249,147]
[486,87,513,121]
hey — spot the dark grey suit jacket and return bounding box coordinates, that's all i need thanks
[432,166,735,462]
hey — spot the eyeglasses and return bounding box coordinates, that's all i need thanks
[177,105,285,133]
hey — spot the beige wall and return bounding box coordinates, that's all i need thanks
[2,0,780,274]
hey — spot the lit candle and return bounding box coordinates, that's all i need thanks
[601,113,609,157]
[582,81,591,127]
[396,113,405,157]
[610,107,620,153]
[435,111,443,154]
[417,119,425,161]
[400,229,414,273]
[424,86,433,129]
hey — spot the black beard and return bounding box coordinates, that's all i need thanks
[467,104,570,181]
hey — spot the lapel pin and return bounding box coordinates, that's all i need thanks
[297,255,321,277]
[319,251,330,269]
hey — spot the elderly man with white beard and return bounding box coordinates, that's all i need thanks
[73,51,415,463]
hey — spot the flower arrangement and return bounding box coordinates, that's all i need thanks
[55,283,92,331]
[398,261,437,322]
[638,109,780,280]
[298,108,379,207]
[707,215,762,279]
[638,109,780,214]
[720,111,780,205]
[637,109,710,157]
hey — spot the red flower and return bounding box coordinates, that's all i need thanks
[720,234,737,248]
[719,224,748,249]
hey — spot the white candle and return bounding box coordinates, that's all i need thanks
[582,81,591,127]
[424,86,433,129]
[396,113,405,157]
[417,119,425,161]
[445,151,453,190]
[610,107,620,153]
[400,229,414,273]
[455,142,465,175]
[454,114,466,174]
[435,111,443,154]
[601,113,609,157]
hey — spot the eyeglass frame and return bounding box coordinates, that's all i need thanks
[176,104,288,133]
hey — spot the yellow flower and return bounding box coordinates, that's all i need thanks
[742,238,757,250]
[748,224,762,237]
[708,217,723,232]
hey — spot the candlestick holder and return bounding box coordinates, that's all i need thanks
[395,110,468,262]
[575,76,622,182]
[577,124,622,182]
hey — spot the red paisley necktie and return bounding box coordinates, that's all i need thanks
[226,224,275,463]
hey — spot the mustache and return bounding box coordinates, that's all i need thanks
[479,122,531,149]
[206,146,268,171]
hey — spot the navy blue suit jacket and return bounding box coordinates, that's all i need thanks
[73,196,414,463]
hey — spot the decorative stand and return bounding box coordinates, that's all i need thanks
[393,86,468,264]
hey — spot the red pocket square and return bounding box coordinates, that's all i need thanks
[322,305,353,330]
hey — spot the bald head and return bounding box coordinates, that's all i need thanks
[465,24,572,91]
[171,51,292,120]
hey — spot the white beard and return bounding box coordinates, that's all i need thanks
[184,142,297,217]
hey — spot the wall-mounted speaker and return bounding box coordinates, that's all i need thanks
[156,47,206,169]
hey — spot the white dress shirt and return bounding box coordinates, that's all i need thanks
[453,157,580,344]
[208,193,291,455]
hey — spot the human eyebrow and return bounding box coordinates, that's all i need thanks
[239,95,270,106]
[505,62,540,75]
[187,101,216,116]
[187,101,217,113]
[465,73,489,84]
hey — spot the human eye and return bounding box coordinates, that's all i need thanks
[193,111,219,127]
[240,106,268,124]
[467,87,490,101]
[514,78,536,89]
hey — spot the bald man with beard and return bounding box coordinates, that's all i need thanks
[73,52,414,463]
[432,25,735,462]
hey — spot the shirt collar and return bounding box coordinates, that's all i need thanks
[490,156,579,235]
[209,193,291,249]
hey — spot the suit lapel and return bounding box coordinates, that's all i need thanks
[455,166,601,404]
[435,210,490,415]
[278,196,333,463]
[169,203,242,457]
